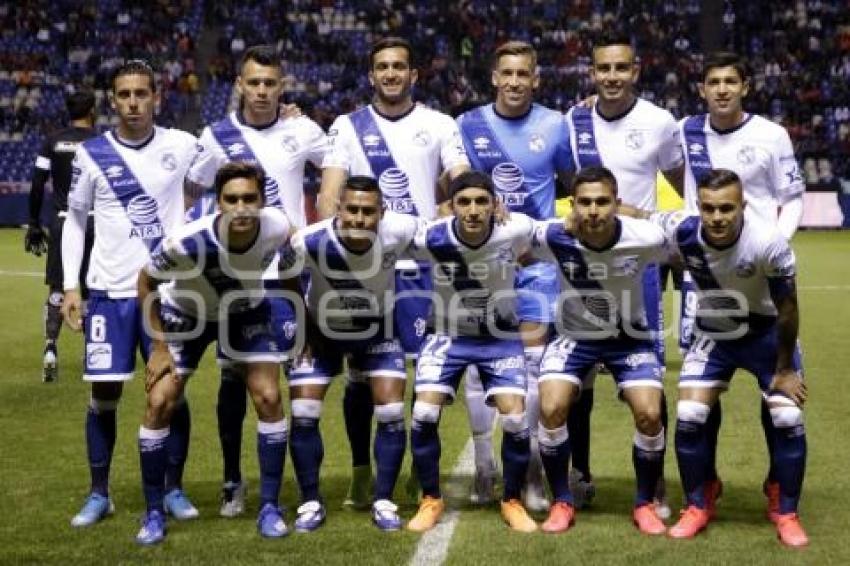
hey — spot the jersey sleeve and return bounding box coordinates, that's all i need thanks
[302,118,331,168]
[762,234,797,299]
[438,115,470,172]
[278,229,305,277]
[186,127,225,188]
[321,115,353,170]
[407,222,431,261]
[528,220,554,261]
[554,115,576,173]
[456,114,484,171]
[146,235,192,278]
[657,112,685,172]
[66,147,96,212]
[34,136,52,171]
[769,129,805,204]
[510,213,535,255]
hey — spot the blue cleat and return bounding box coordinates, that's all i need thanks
[257,503,289,538]
[70,493,114,527]
[136,509,166,545]
[163,488,199,520]
[294,500,326,533]
[372,499,402,531]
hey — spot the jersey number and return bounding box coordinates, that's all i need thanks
[90,315,107,343]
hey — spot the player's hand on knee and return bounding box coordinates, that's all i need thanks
[770,369,807,406]
[61,290,83,331]
[146,345,176,393]
[24,225,47,256]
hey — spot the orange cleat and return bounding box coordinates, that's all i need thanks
[500,499,538,533]
[633,503,667,535]
[763,480,780,524]
[704,478,724,519]
[668,505,710,539]
[541,501,576,534]
[775,513,809,547]
[406,496,445,533]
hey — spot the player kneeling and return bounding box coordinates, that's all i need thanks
[135,163,293,544]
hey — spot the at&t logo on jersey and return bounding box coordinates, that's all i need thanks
[492,162,526,206]
[379,168,416,214]
[127,194,164,240]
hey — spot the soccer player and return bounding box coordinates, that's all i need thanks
[531,166,668,535]
[563,30,685,511]
[61,60,199,527]
[280,176,420,532]
[658,169,808,547]
[406,171,537,534]
[455,40,575,510]
[187,44,328,517]
[678,52,806,515]
[318,36,469,507]
[25,90,97,382]
[135,162,292,544]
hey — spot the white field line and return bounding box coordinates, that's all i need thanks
[408,438,475,566]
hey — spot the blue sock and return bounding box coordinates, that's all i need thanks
[139,426,169,513]
[539,425,573,504]
[343,381,373,468]
[633,430,665,506]
[675,419,707,508]
[374,412,406,501]
[761,400,777,483]
[773,424,807,514]
[568,388,593,479]
[289,416,323,502]
[86,403,116,496]
[165,399,190,492]
[706,401,722,482]
[501,419,530,502]
[217,371,247,484]
[411,418,441,498]
[257,420,288,506]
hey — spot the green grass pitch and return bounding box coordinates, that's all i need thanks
[0,228,847,565]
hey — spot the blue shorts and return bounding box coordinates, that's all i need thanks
[414,334,527,404]
[83,291,150,381]
[161,300,284,376]
[679,329,804,393]
[265,281,299,361]
[642,263,665,365]
[288,333,406,386]
[539,334,663,392]
[516,262,559,324]
[394,263,432,355]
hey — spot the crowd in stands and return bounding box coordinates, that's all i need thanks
[2,0,848,190]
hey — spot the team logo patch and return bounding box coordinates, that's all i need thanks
[578,132,593,145]
[528,133,545,153]
[226,142,246,156]
[737,146,755,165]
[735,260,756,278]
[161,152,177,171]
[473,136,490,150]
[613,255,640,276]
[492,355,524,375]
[282,321,297,340]
[87,343,113,370]
[412,130,432,147]
[625,352,656,368]
[281,135,299,153]
[105,165,124,179]
[414,317,427,337]
[688,142,705,155]
[625,130,645,150]
[362,134,381,147]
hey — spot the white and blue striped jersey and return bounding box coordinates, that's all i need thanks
[410,214,534,337]
[280,211,421,333]
[323,104,469,219]
[66,127,197,297]
[678,114,804,224]
[457,103,574,219]
[565,99,683,211]
[653,209,796,335]
[148,207,292,320]
[188,111,328,229]
[530,216,665,335]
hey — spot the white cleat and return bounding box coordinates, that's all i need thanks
[220,481,246,518]
[523,480,551,513]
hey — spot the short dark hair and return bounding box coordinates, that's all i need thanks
[240,45,280,73]
[697,168,742,192]
[343,175,382,196]
[66,90,95,120]
[449,170,495,198]
[493,40,537,69]
[571,165,618,196]
[214,162,266,202]
[369,37,413,69]
[703,51,749,82]
[111,59,156,92]
[592,29,634,54]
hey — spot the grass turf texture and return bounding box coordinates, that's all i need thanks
[0,228,847,565]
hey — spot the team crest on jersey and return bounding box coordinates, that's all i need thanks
[528,133,546,153]
[737,146,756,165]
[412,130,432,147]
[578,132,593,145]
[625,130,645,150]
[226,142,246,156]
[414,317,427,337]
[735,260,756,278]
[161,152,177,171]
[613,255,640,276]
[473,136,490,150]
[281,135,299,153]
[282,321,297,340]
[105,165,124,179]
[381,251,398,269]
